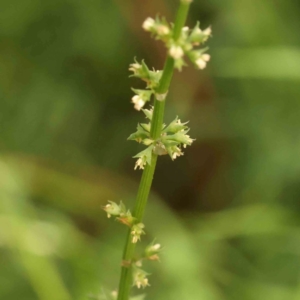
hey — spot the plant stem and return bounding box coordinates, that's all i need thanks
[117,2,191,300]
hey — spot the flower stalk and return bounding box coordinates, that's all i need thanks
[117,3,191,300]
[103,0,212,299]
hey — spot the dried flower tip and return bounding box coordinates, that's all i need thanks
[132,95,146,111]
[117,210,135,227]
[148,254,160,261]
[142,17,155,31]
[169,45,184,59]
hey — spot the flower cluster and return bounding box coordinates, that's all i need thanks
[131,223,145,243]
[128,108,195,169]
[142,16,171,43]
[143,17,212,71]
[129,59,163,111]
[132,266,150,289]
[144,242,161,261]
[102,201,146,244]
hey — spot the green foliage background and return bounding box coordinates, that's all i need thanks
[1,0,300,299]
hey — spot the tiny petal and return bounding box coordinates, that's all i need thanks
[152,243,161,251]
[131,95,145,111]
[169,45,184,59]
[202,54,211,62]
[142,17,155,31]
[156,24,170,35]
[133,268,150,289]
[203,26,212,36]
[134,157,146,170]
[195,58,207,69]
[129,63,141,74]
[171,147,184,160]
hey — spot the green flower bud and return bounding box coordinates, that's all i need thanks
[140,123,151,132]
[129,59,151,80]
[142,107,153,120]
[132,267,150,289]
[132,89,153,102]
[147,70,163,89]
[189,22,212,45]
[162,116,189,134]
[131,223,145,243]
[102,201,123,218]
[145,242,161,261]
[133,145,154,170]
[128,124,150,143]
[164,130,195,146]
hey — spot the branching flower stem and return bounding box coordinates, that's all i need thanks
[116,2,191,300]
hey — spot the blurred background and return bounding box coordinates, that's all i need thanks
[1,0,300,299]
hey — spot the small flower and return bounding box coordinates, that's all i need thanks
[156,24,170,35]
[133,145,153,170]
[145,242,161,261]
[131,223,145,243]
[133,267,150,289]
[128,123,150,143]
[183,133,195,145]
[132,95,146,111]
[203,26,212,37]
[142,17,155,31]
[117,210,136,227]
[195,54,210,70]
[169,45,184,59]
[163,116,189,134]
[171,146,184,160]
[102,201,123,218]
[129,59,152,81]
[142,107,153,120]
[134,157,146,170]
[151,243,161,251]
[129,62,142,75]
[153,142,168,156]
[135,260,143,267]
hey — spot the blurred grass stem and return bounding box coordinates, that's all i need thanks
[117,2,191,300]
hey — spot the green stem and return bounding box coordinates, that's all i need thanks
[117,2,191,300]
